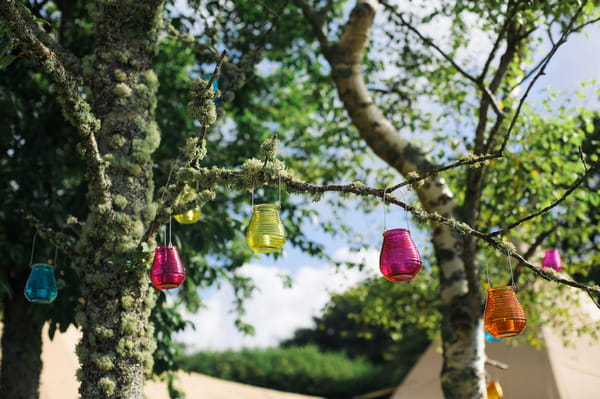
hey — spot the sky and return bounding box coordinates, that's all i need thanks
[176,3,600,353]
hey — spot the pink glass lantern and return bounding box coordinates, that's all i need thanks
[379,228,422,282]
[541,249,562,272]
[150,245,185,290]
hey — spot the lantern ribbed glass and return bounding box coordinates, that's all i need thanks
[246,203,286,253]
[484,286,526,338]
[150,245,185,290]
[379,228,422,282]
[541,249,562,272]
[174,209,201,224]
[24,263,58,304]
[486,381,504,399]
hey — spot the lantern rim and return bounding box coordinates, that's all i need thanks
[487,285,514,293]
[154,244,178,250]
[382,228,410,237]
[252,203,280,211]
[30,263,55,269]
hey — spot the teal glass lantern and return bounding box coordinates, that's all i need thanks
[24,263,58,304]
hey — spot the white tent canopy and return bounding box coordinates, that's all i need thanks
[392,299,600,399]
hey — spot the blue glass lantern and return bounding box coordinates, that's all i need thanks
[24,263,58,304]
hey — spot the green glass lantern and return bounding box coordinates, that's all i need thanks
[246,203,286,253]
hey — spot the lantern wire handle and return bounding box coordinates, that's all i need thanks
[382,186,410,231]
[278,170,282,208]
[382,187,388,231]
[251,187,255,208]
[29,231,38,267]
[52,247,58,267]
[168,217,173,247]
[485,260,491,288]
[162,223,166,247]
[507,248,515,288]
[397,187,410,230]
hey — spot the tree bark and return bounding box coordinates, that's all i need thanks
[0,273,44,399]
[74,1,165,398]
[296,1,486,397]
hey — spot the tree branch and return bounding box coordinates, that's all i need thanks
[488,159,599,237]
[220,0,293,100]
[0,0,110,205]
[293,0,330,52]
[379,0,505,117]
[498,1,588,153]
[0,0,81,75]
[18,210,78,260]
[175,162,600,302]
[480,0,519,81]
[385,153,501,194]
[139,52,227,246]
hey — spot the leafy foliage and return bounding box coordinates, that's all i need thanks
[179,345,400,398]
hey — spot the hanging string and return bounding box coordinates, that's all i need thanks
[397,187,411,230]
[382,187,411,231]
[162,223,166,246]
[382,187,389,231]
[52,247,58,267]
[278,170,282,207]
[251,187,255,208]
[485,261,491,288]
[168,217,173,246]
[29,231,38,267]
[507,248,515,288]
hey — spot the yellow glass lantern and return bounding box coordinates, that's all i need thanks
[174,186,201,224]
[174,208,201,224]
[487,380,504,399]
[484,285,526,338]
[246,203,286,253]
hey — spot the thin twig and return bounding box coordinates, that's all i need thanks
[480,0,518,81]
[207,49,227,91]
[512,224,559,285]
[488,159,599,237]
[18,210,79,259]
[379,0,504,117]
[293,0,330,51]
[385,153,501,194]
[498,1,588,152]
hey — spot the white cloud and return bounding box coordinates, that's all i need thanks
[176,248,379,352]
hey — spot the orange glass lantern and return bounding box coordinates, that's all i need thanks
[484,286,526,338]
[487,380,504,399]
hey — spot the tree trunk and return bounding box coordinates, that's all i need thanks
[74,2,165,398]
[296,0,487,397]
[0,274,44,399]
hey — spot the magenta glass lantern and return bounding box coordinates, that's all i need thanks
[379,228,422,282]
[541,249,562,272]
[150,245,185,290]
